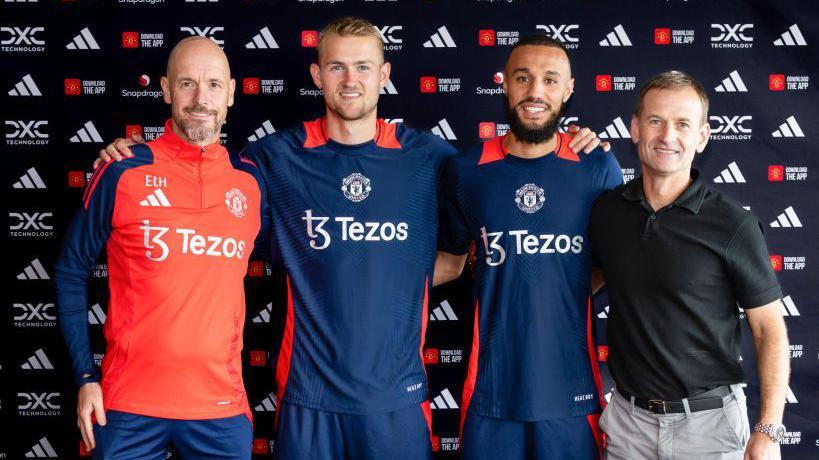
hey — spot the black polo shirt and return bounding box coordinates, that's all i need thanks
[590,170,782,400]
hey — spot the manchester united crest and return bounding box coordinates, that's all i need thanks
[515,183,545,213]
[341,173,371,202]
[225,188,248,218]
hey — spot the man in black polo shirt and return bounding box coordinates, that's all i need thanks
[590,71,790,460]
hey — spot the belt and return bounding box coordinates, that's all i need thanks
[617,385,732,414]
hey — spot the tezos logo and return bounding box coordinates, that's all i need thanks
[140,220,246,262]
[302,210,409,251]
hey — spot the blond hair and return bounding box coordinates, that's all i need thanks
[318,16,384,62]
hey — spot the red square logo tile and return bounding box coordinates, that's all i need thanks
[249,350,266,367]
[769,254,783,272]
[478,29,495,46]
[252,438,269,455]
[68,171,86,188]
[654,28,671,45]
[769,74,785,91]
[768,165,785,182]
[478,122,496,139]
[243,77,260,95]
[420,76,437,93]
[125,124,143,139]
[64,78,81,96]
[122,31,139,49]
[301,30,318,48]
[423,348,439,365]
[597,345,609,362]
[595,75,613,92]
[431,435,440,452]
[248,260,265,277]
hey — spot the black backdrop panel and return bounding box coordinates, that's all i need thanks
[2,1,817,458]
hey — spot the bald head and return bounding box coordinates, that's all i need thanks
[167,36,231,80]
[161,36,236,146]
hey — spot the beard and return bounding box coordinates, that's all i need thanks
[326,87,377,122]
[506,97,565,145]
[174,104,224,143]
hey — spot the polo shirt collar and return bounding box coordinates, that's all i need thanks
[621,169,706,214]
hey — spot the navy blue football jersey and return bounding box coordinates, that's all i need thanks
[439,133,623,421]
[244,118,456,414]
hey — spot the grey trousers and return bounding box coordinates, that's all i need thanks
[599,385,750,460]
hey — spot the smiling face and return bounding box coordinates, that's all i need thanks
[631,87,710,179]
[310,33,390,122]
[503,44,573,144]
[161,37,235,145]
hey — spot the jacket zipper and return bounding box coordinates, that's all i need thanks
[195,147,205,208]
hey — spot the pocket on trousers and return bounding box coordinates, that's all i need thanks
[720,399,747,448]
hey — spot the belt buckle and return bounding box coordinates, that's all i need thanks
[647,400,667,414]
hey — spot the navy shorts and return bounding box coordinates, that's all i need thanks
[460,411,603,460]
[274,401,433,460]
[92,410,252,459]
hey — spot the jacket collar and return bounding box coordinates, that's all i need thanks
[153,119,226,161]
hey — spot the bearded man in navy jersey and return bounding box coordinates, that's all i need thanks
[436,35,621,460]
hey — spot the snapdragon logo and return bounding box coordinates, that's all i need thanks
[302,210,408,250]
[480,226,583,266]
[140,220,247,261]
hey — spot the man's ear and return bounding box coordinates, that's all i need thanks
[310,63,322,90]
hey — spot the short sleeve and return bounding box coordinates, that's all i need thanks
[437,158,471,255]
[725,214,782,308]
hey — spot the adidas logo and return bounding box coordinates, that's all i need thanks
[599,24,632,47]
[88,303,107,325]
[21,348,54,370]
[772,116,804,138]
[248,120,276,142]
[139,188,172,207]
[245,26,279,49]
[429,300,458,321]
[252,302,273,323]
[780,295,800,316]
[254,392,277,412]
[25,437,58,458]
[429,388,459,409]
[786,386,798,403]
[431,119,457,140]
[13,167,47,189]
[17,258,49,280]
[69,121,103,143]
[770,206,802,228]
[380,79,398,95]
[715,70,747,93]
[8,74,42,96]
[597,305,610,319]
[774,24,806,46]
[66,27,100,50]
[423,26,457,48]
[713,161,746,183]
[598,117,630,139]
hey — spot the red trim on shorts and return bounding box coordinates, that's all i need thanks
[459,300,480,441]
[274,276,295,430]
[586,297,605,407]
[586,413,604,459]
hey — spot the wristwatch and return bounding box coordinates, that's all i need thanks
[753,422,786,443]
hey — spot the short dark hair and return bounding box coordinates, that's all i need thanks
[509,35,571,74]
[635,70,709,124]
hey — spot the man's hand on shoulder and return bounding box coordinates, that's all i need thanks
[93,132,144,169]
